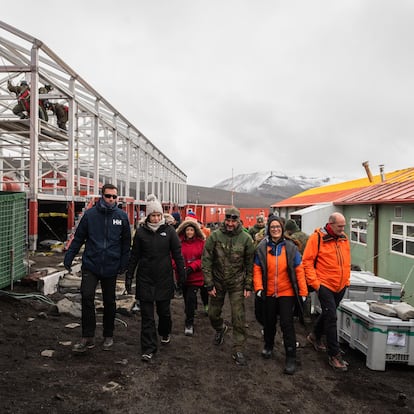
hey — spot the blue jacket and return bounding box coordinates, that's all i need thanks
[64,198,131,278]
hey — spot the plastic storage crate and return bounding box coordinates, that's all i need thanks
[311,271,402,314]
[337,300,414,371]
[345,271,402,302]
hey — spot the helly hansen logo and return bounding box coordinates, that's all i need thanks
[113,219,122,225]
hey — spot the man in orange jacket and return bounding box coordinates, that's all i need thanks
[302,212,351,372]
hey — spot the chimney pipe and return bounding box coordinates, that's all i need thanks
[362,161,374,183]
[379,164,385,182]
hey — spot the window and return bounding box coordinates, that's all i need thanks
[394,206,402,219]
[350,218,367,245]
[391,222,414,257]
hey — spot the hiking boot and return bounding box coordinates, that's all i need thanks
[307,333,326,352]
[72,338,95,353]
[232,351,247,366]
[328,353,348,371]
[161,335,171,344]
[261,348,272,359]
[141,353,153,362]
[103,337,113,351]
[184,325,194,336]
[284,356,296,375]
[214,324,228,345]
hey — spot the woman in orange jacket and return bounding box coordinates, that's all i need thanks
[253,215,308,375]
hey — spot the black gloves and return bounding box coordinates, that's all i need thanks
[185,267,193,276]
[125,272,133,294]
[256,290,264,299]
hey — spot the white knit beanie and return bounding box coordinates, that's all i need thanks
[146,194,163,215]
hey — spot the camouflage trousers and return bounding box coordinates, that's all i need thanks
[209,286,246,352]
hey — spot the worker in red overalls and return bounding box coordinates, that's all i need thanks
[7,80,30,119]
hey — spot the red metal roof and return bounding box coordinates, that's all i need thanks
[336,181,414,205]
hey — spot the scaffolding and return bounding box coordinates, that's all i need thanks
[0,21,187,250]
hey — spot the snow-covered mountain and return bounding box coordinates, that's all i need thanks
[214,171,355,194]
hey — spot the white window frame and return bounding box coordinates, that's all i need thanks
[390,221,414,257]
[350,217,367,246]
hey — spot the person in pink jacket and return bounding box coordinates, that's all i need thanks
[176,218,206,336]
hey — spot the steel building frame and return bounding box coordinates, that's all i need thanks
[0,21,187,250]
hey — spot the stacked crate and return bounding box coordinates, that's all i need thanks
[337,300,414,371]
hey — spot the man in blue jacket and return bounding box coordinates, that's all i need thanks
[64,184,131,353]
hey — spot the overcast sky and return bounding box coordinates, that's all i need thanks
[2,0,414,186]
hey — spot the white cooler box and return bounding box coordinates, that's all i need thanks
[311,271,402,314]
[337,300,414,371]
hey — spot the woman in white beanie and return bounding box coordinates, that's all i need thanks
[125,194,186,362]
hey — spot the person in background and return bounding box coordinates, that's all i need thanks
[48,102,69,130]
[125,194,186,362]
[171,204,181,229]
[202,207,255,366]
[285,219,309,255]
[302,212,351,372]
[38,84,53,121]
[7,80,30,119]
[64,184,131,353]
[249,215,266,241]
[176,218,206,336]
[253,215,307,375]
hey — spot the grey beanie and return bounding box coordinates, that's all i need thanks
[146,194,163,215]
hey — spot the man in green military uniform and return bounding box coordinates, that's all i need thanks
[202,207,255,366]
[248,215,266,241]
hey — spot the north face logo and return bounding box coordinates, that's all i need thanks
[113,219,122,225]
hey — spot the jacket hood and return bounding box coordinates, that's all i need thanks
[176,219,205,240]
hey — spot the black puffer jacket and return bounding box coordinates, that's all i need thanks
[127,222,186,301]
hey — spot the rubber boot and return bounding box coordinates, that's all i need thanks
[284,348,296,375]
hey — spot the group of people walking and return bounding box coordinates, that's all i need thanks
[64,187,351,374]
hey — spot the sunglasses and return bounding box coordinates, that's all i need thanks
[103,194,118,199]
[225,214,239,220]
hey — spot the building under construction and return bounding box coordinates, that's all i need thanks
[0,21,187,258]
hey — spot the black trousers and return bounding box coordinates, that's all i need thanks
[199,285,209,307]
[314,285,346,356]
[263,296,296,355]
[183,285,198,326]
[80,270,117,338]
[140,299,172,354]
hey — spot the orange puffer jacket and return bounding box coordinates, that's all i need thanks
[302,227,351,293]
[253,239,307,298]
